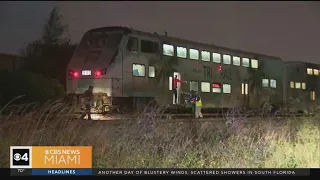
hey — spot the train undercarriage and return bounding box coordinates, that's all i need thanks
[65,93,281,116]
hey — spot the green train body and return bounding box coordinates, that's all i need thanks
[66,26,319,112]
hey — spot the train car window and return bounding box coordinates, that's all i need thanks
[189,81,199,92]
[163,44,174,56]
[233,56,240,66]
[241,83,249,95]
[307,68,313,75]
[201,51,210,62]
[290,81,295,88]
[169,77,173,90]
[189,49,199,60]
[132,64,145,77]
[85,50,101,63]
[106,34,122,48]
[262,79,269,88]
[270,79,276,88]
[212,83,221,93]
[251,59,258,69]
[302,83,306,90]
[311,91,316,100]
[223,55,231,65]
[222,84,231,94]
[212,53,221,63]
[141,40,159,54]
[127,37,138,52]
[242,58,250,67]
[295,82,301,89]
[201,82,211,92]
[177,46,187,58]
[149,66,155,78]
[313,69,319,76]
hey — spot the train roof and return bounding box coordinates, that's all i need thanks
[87,26,282,60]
[285,61,320,67]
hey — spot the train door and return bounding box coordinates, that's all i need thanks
[170,72,181,104]
[242,80,249,107]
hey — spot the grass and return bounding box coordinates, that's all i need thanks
[0,100,319,168]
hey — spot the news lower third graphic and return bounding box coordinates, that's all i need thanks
[10,146,92,176]
[9,146,318,176]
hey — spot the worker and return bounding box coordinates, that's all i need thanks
[173,75,186,105]
[195,91,203,118]
[80,86,94,120]
[189,90,196,116]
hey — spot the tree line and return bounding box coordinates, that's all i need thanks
[0,7,76,105]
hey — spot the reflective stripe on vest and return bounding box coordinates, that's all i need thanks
[196,99,202,107]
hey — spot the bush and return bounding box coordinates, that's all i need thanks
[0,70,64,106]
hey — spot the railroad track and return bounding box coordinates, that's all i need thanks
[66,112,313,121]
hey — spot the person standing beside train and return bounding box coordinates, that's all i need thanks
[195,91,203,118]
[80,86,94,120]
[173,75,187,105]
[189,90,196,116]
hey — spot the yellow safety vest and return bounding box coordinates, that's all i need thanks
[196,99,202,107]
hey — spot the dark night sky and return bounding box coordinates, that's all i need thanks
[1,1,320,63]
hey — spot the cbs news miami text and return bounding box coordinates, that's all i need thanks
[8,146,319,176]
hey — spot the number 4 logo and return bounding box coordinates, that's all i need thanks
[13,153,28,161]
[21,153,28,161]
[10,146,32,169]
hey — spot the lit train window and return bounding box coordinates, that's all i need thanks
[307,68,313,75]
[201,82,210,92]
[241,83,248,95]
[177,46,187,58]
[132,64,145,77]
[212,83,221,93]
[223,55,231,65]
[262,79,269,88]
[163,44,174,56]
[233,56,240,66]
[189,49,199,60]
[313,69,319,76]
[295,82,301,89]
[189,81,199,92]
[242,58,250,67]
[302,83,306,90]
[251,59,258,69]
[212,53,221,63]
[223,84,231,94]
[201,51,210,62]
[290,81,295,88]
[311,91,316,100]
[270,79,276,88]
[148,66,155,78]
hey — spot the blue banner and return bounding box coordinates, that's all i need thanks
[32,169,92,176]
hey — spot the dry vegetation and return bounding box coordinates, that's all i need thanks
[0,100,319,168]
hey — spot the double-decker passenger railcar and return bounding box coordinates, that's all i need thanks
[284,61,320,112]
[66,26,318,113]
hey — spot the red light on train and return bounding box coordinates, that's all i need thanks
[69,70,79,78]
[95,70,102,77]
[73,72,79,77]
[218,65,222,71]
[212,83,221,88]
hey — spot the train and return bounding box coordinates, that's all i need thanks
[66,26,319,113]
